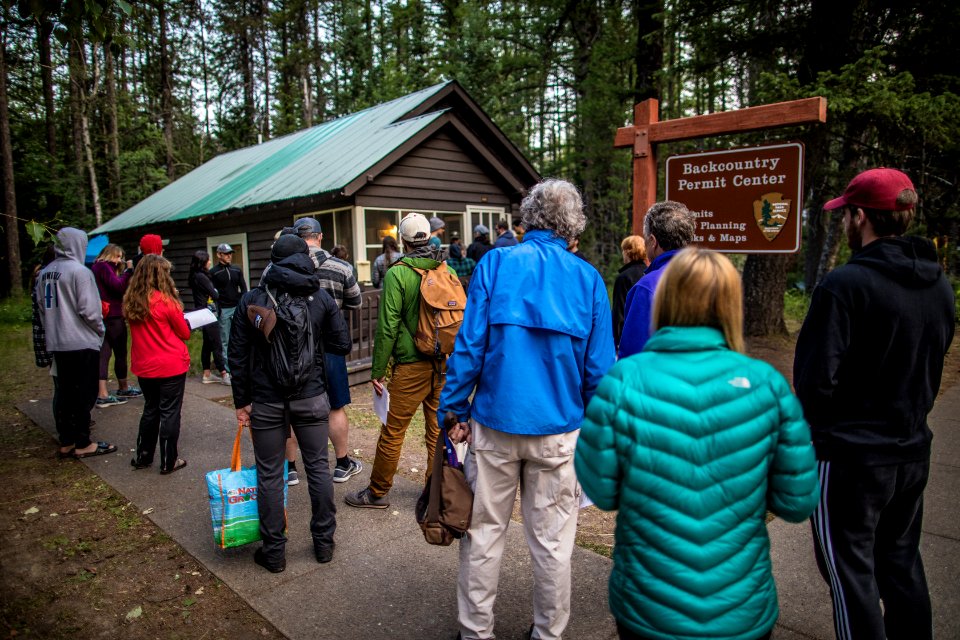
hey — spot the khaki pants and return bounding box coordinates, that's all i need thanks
[458,421,580,640]
[368,359,444,497]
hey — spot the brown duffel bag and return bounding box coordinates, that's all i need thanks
[415,428,473,546]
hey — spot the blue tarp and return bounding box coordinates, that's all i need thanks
[85,234,108,266]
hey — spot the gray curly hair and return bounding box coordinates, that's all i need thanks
[520,179,586,243]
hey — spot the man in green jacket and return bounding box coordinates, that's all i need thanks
[345,212,457,509]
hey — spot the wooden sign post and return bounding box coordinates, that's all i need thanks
[614,97,827,235]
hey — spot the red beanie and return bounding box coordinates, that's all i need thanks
[140,234,163,255]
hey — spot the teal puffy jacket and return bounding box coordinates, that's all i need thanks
[576,326,819,640]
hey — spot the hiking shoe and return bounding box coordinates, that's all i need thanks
[253,547,285,573]
[333,457,363,483]
[314,540,335,564]
[201,373,221,384]
[116,386,142,398]
[96,395,127,408]
[220,372,232,386]
[344,488,389,509]
[287,470,300,486]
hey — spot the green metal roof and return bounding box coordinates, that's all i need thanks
[93,82,452,234]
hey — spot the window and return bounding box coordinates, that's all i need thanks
[362,208,465,264]
[207,232,249,286]
[294,208,353,255]
[467,206,507,240]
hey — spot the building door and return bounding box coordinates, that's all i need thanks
[207,232,249,286]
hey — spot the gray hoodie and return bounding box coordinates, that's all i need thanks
[35,228,104,352]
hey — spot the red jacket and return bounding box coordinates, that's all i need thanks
[130,291,191,378]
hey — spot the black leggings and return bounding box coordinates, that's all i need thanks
[200,321,225,372]
[134,373,186,472]
[53,349,99,449]
[99,316,128,381]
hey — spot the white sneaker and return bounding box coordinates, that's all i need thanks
[220,372,232,386]
[201,373,220,384]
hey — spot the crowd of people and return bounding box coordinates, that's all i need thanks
[30,167,955,640]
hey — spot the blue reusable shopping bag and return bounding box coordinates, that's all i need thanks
[206,422,287,549]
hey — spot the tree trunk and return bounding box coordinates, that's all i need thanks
[742,254,790,336]
[158,0,175,180]
[69,40,88,217]
[0,22,22,295]
[37,14,61,219]
[104,39,122,206]
[259,0,270,140]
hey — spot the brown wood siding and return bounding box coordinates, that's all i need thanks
[355,131,513,212]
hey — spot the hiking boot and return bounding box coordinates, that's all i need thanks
[253,547,285,573]
[96,395,127,408]
[314,540,335,564]
[116,387,143,398]
[333,457,363,483]
[220,372,232,386]
[287,470,300,486]
[344,487,389,509]
[201,372,221,384]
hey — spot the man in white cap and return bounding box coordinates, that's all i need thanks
[209,243,247,381]
[345,212,459,509]
[794,168,955,640]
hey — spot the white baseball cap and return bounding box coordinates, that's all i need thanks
[399,212,431,243]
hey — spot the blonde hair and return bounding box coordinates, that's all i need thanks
[652,247,744,353]
[123,254,182,322]
[620,235,647,263]
[95,243,124,263]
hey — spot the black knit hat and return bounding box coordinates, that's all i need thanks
[271,234,308,262]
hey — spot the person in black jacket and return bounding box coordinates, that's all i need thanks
[188,250,229,385]
[209,243,247,376]
[467,224,493,263]
[229,235,352,573]
[794,168,955,640]
[612,235,648,349]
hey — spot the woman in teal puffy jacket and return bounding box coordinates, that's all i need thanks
[576,247,819,640]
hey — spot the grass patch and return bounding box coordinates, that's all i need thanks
[0,295,32,326]
[576,537,613,559]
[783,288,810,325]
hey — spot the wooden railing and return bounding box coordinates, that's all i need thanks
[345,288,380,370]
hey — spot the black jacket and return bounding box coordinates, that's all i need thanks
[794,236,955,464]
[187,270,218,311]
[467,238,493,263]
[612,260,646,347]
[209,263,247,309]
[228,252,351,408]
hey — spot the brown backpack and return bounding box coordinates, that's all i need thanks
[402,261,467,357]
[416,430,473,545]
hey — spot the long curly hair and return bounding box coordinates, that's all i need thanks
[124,254,181,322]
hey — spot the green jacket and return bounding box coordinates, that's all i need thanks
[371,256,457,379]
[576,326,819,640]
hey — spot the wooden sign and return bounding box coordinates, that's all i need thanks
[665,143,803,253]
[613,97,826,235]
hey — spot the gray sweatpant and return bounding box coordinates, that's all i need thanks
[250,393,335,562]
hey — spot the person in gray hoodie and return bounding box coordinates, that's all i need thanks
[36,227,117,459]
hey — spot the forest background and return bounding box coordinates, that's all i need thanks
[1,0,959,334]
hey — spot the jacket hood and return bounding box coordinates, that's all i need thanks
[262,253,320,295]
[850,236,942,288]
[55,227,88,263]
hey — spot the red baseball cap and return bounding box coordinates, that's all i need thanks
[824,168,916,211]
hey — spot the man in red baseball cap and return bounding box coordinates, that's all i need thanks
[794,168,955,639]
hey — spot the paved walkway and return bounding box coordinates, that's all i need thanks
[18,380,960,639]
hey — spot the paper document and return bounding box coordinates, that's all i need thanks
[185,308,218,330]
[373,387,390,425]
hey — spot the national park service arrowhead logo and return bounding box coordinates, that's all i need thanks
[753,192,791,241]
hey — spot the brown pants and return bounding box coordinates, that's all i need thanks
[368,359,444,497]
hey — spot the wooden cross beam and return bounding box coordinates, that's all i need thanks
[613,97,827,234]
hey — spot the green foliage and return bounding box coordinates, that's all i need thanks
[0,296,32,326]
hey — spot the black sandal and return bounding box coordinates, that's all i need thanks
[131,458,152,470]
[160,458,187,475]
[73,442,117,458]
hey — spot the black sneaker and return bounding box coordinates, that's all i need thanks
[314,540,335,564]
[344,487,389,509]
[333,457,363,483]
[254,547,285,573]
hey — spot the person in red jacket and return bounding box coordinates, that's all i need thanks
[124,255,191,474]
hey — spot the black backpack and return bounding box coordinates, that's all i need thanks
[247,285,315,397]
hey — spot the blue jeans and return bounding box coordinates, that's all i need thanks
[218,306,236,372]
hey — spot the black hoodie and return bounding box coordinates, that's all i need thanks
[228,252,351,408]
[794,236,955,464]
